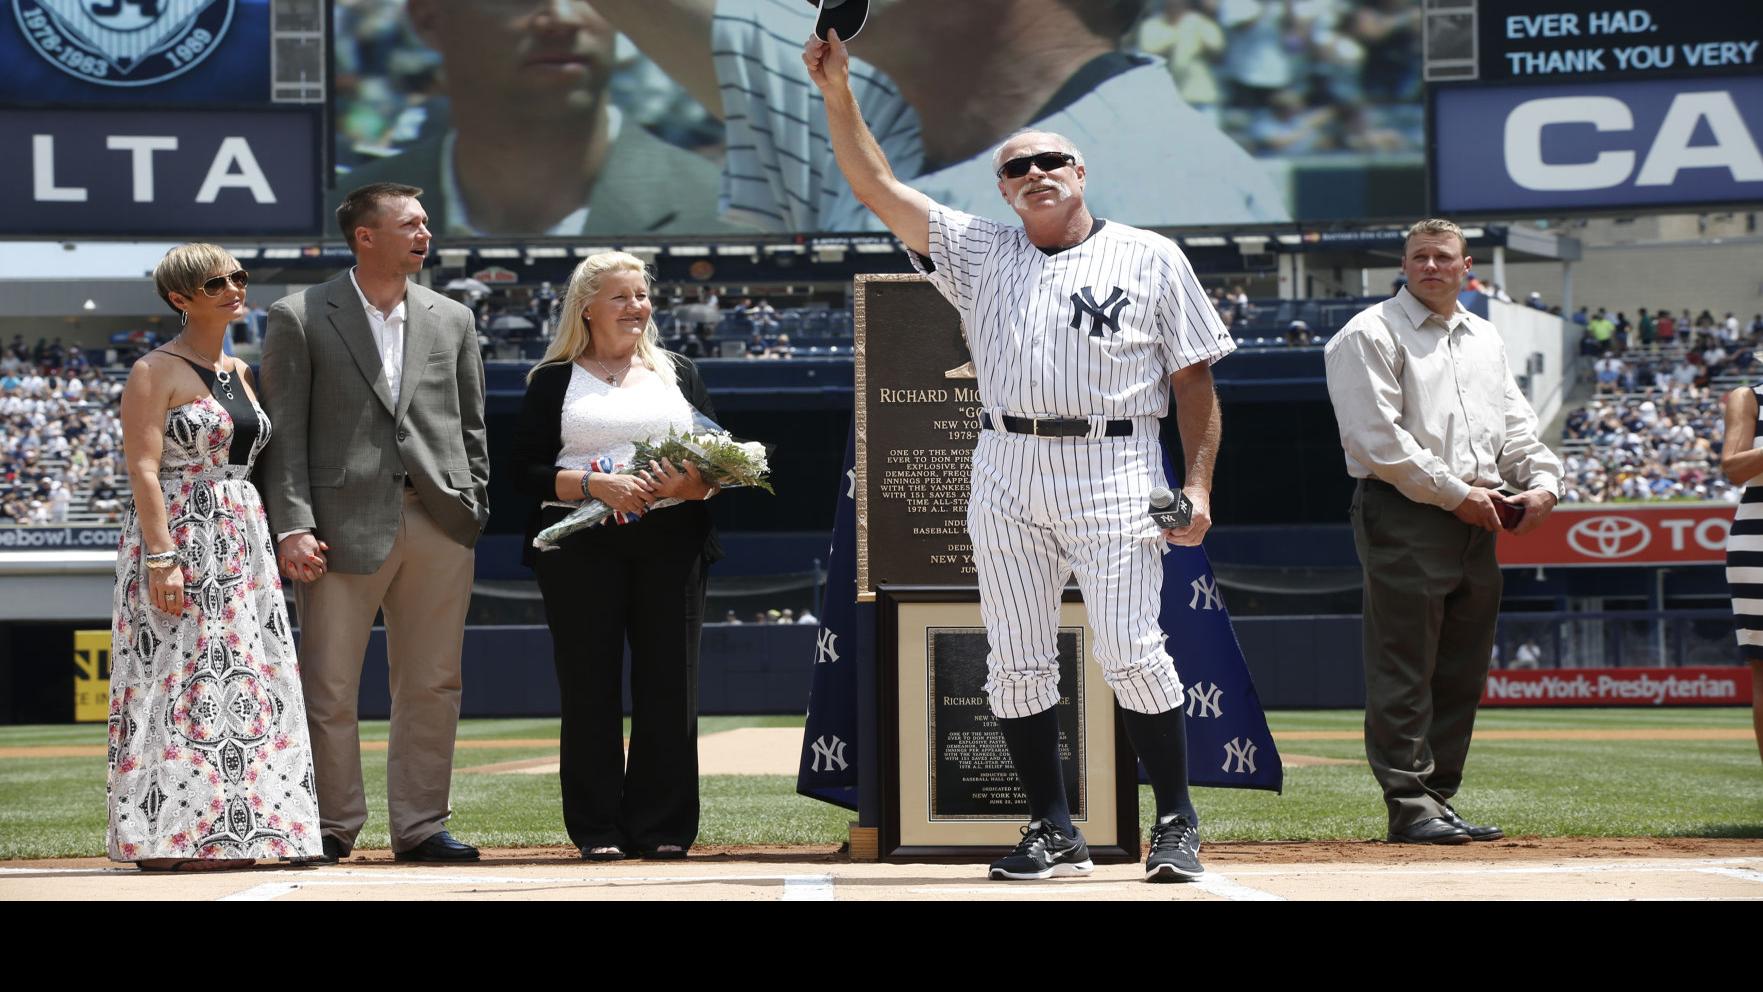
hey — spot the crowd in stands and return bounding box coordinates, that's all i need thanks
[0,338,126,526]
[1558,310,1763,504]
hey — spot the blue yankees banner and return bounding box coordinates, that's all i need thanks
[797,427,1283,804]
[1156,454,1283,791]
[794,425,867,809]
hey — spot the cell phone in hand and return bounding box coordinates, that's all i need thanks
[1494,497,1526,531]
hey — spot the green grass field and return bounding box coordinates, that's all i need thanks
[1,709,1756,860]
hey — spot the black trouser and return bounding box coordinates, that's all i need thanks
[1351,479,1502,832]
[534,504,707,852]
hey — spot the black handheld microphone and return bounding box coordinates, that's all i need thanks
[1149,486,1192,530]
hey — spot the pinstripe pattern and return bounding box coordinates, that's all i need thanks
[917,202,1231,718]
[1727,385,1763,661]
[710,0,1292,232]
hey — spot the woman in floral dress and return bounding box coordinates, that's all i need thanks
[108,244,321,869]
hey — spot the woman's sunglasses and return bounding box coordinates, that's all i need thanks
[198,270,250,297]
[996,152,1076,180]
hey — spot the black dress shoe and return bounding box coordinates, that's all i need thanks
[1443,806,1505,841]
[394,830,480,863]
[288,836,347,866]
[1387,817,1473,845]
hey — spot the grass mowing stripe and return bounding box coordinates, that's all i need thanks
[3,712,1755,859]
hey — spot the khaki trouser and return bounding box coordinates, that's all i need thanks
[294,488,474,852]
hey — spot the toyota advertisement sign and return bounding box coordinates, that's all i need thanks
[1496,503,1732,567]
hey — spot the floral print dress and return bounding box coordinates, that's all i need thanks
[107,389,321,861]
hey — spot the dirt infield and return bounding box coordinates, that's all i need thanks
[3,838,1757,901]
[8,726,1746,765]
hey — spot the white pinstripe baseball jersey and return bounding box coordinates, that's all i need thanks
[711,0,1292,232]
[911,203,1236,419]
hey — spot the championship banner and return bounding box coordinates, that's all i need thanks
[1496,502,1731,566]
[73,628,110,723]
[796,427,1284,806]
[1483,666,1752,706]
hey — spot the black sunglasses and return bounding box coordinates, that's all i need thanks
[198,270,249,296]
[996,152,1076,179]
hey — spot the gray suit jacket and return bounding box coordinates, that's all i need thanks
[259,273,489,574]
[328,122,742,236]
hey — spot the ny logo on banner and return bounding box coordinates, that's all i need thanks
[1189,576,1224,611]
[1186,682,1223,719]
[810,735,848,772]
[816,628,841,666]
[1222,737,1258,774]
[1069,286,1130,338]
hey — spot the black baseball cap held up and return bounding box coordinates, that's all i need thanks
[806,0,869,41]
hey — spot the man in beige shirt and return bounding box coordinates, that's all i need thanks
[1324,218,1562,845]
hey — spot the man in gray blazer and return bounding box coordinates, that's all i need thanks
[260,182,489,863]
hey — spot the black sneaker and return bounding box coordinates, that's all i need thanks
[1144,815,1204,882]
[988,820,1094,881]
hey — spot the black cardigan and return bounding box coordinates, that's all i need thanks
[512,354,723,568]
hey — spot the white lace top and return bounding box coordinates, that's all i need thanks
[545,363,695,507]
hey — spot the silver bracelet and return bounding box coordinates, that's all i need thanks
[144,550,178,569]
[580,471,592,500]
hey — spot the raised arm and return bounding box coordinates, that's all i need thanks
[586,0,721,117]
[804,30,932,255]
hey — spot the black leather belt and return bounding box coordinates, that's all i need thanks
[981,412,1134,438]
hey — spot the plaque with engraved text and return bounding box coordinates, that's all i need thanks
[854,275,983,596]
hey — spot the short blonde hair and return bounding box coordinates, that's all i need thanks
[152,243,240,314]
[1404,218,1467,255]
[528,251,677,390]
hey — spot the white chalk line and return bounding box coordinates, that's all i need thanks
[781,875,835,901]
[218,882,302,902]
[1222,859,1763,879]
[1191,872,1286,901]
[1696,867,1763,885]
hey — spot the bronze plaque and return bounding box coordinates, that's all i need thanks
[854,274,981,597]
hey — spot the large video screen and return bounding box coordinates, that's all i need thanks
[330,0,1428,239]
[1428,0,1763,216]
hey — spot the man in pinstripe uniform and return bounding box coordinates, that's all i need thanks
[805,30,1232,882]
[1325,219,1562,845]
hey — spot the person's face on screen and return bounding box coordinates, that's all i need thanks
[410,0,615,117]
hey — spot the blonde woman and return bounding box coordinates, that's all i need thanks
[108,245,321,870]
[511,252,723,860]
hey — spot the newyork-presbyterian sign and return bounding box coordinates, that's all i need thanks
[1496,502,1733,567]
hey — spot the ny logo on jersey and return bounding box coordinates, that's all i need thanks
[1186,682,1223,719]
[810,734,848,772]
[1189,576,1224,611]
[1070,286,1131,338]
[816,627,841,666]
[1221,737,1258,774]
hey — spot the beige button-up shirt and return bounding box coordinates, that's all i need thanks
[1324,287,1562,510]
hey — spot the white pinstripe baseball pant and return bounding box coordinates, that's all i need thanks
[967,418,1186,719]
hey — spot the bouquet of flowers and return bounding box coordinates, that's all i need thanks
[534,410,772,551]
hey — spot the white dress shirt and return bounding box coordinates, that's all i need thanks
[1324,287,1562,510]
[348,267,408,407]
